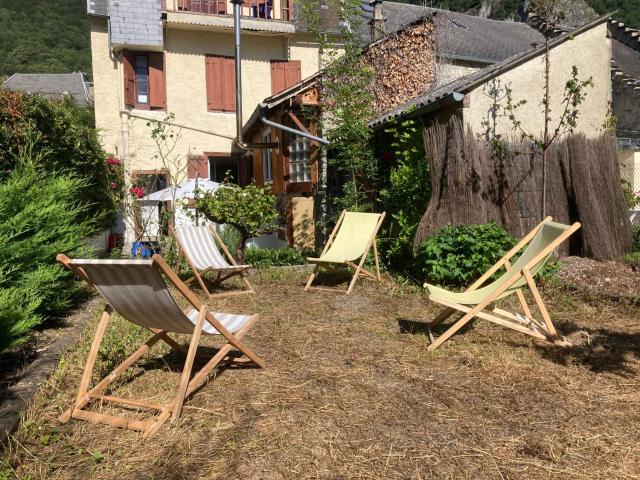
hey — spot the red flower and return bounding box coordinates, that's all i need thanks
[129,187,145,198]
[107,156,121,166]
[110,182,117,190]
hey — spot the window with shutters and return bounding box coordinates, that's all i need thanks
[270,60,301,95]
[123,51,166,110]
[205,55,236,112]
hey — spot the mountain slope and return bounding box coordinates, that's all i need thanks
[0,0,90,77]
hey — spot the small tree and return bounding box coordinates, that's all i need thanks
[194,183,279,262]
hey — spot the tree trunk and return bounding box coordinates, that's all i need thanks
[236,229,249,264]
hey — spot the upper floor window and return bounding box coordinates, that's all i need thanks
[205,55,236,112]
[124,51,166,110]
[270,60,301,95]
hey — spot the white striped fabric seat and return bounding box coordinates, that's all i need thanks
[174,226,250,271]
[70,259,252,335]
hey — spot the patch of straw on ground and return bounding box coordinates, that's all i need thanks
[1,269,639,479]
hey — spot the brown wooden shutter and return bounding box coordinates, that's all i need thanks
[123,51,135,107]
[187,155,209,179]
[222,57,236,112]
[148,52,166,110]
[284,60,301,89]
[271,61,286,95]
[271,60,301,95]
[206,55,223,111]
[206,55,235,112]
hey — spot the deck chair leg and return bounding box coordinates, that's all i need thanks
[523,270,569,345]
[241,273,255,294]
[175,250,183,272]
[373,239,381,281]
[427,309,478,351]
[305,265,320,291]
[193,269,212,297]
[70,306,112,418]
[515,289,534,320]
[172,306,206,422]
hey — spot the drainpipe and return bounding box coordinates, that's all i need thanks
[260,117,330,145]
[232,0,246,149]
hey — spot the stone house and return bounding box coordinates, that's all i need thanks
[2,72,92,106]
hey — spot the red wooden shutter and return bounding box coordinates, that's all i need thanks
[123,51,135,107]
[187,155,209,179]
[271,61,286,95]
[271,60,301,95]
[148,52,166,110]
[222,57,236,112]
[284,60,301,89]
[206,55,223,111]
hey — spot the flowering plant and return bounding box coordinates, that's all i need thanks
[129,186,146,199]
[107,156,121,166]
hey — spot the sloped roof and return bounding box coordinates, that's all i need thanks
[608,19,640,85]
[87,0,108,16]
[2,72,92,106]
[370,13,610,128]
[295,1,544,64]
[374,3,545,63]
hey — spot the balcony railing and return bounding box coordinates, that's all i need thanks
[165,0,293,22]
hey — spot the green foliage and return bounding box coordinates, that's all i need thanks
[0,0,91,76]
[303,0,377,212]
[219,225,241,256]
[0,89,115,227]
[379,118,430,268]
[416,223,517,286]
[245,247,311,268]
[0,163,95,351]
[194,182,279,261]
[623,251,640,271]
[632,223,640,252]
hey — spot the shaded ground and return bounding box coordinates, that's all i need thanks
[1,268,640,479]
[558,256,640,300]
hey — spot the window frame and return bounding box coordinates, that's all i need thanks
[287,136,312,184]
[262,128,273,183]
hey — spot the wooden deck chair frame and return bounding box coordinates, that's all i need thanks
[425,217,580,351]
[170,224,255,299]
[56,253,265,437]
[305,210,386,295]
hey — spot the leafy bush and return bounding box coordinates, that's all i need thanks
[0,163,94,351]
[378,118,430,268]
[244,247,311,268]
[416,223,517,286]
[621,179,640,210]
[0,89,115,227]
[632,223,640,252]
[194,182,278,262]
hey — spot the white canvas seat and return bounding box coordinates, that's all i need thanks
[171,225,255,298]
[56,254,265,437]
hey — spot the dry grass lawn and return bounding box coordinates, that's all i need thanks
[1,268,640,479]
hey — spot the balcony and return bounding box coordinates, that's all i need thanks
[164,0,296,34]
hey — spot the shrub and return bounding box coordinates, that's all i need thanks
[194,182,279,262]
[0,164,95,351]
[0,89,115,227]
[378,118,430,269]
[244,247,310,268]
[416,223,517,286]
[632,223,640,252]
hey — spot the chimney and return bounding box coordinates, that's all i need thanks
[369,0,386,41]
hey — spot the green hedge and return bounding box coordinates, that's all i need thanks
[0,89,115,227]
[244,247,312,268]
[0,164,94,351]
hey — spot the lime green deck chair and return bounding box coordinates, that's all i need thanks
[305,210,386,294]
[424,217,581,351]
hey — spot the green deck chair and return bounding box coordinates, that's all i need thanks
[305,210,386,294]
[424,217,581,351]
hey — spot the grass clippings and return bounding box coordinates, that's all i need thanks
[1,268,639,479]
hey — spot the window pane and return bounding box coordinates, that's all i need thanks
[135,55,149,104]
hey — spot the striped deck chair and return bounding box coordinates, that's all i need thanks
[170,225,255,298]
[56,254,265,437]
[423,217,580,351]
[305,210,386,294]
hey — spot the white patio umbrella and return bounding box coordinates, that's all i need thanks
[143,178,221,201]
[143,177,220,226]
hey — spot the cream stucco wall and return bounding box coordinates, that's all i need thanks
[463,23,611,139]
[91,18,325,176]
